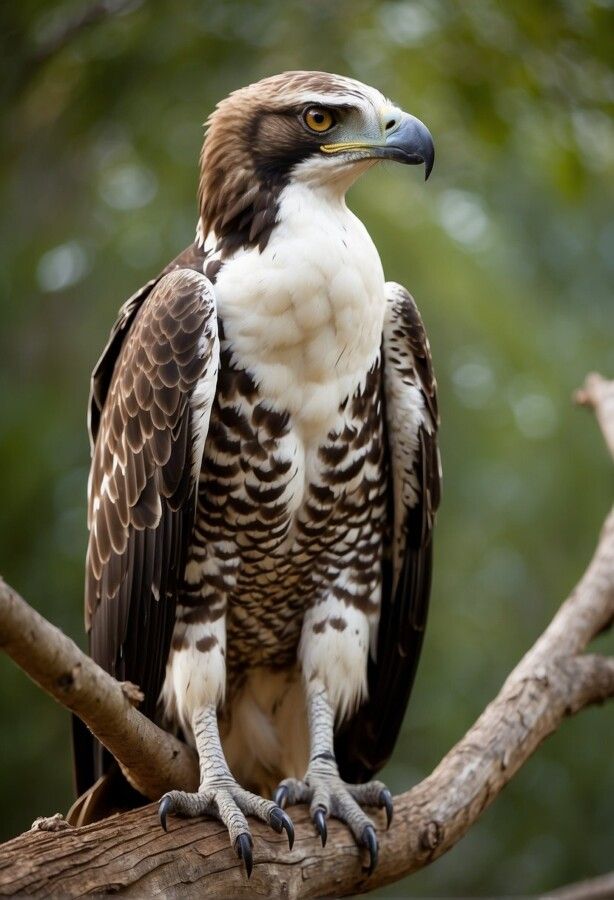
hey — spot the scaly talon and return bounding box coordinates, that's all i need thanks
[270,807,295,849]
[280,772,386,870]
[274,784,289,809]
[158,795,172,832]
[362,824,378,875]
[235,832,254,878]
[378,788,393,829]
[160,779,287,877]
[313,806,328,847]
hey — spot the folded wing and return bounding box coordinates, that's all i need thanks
[74,267,219,795]
[336,282,441,781]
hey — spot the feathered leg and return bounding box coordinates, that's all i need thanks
[158,547,295,875]
[276,575,393,875]
[159,704,293,877]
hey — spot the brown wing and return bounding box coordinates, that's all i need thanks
[74,267,218,794]
[88,242,209,447]
[336,282,441,782]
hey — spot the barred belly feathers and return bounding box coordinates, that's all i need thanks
[72,71,440,876]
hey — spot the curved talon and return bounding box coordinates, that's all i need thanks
[235,832,254,879]
[362,824,378,875]
[158,795,172,833]
[379,788,394,829]
[274,784,289,809]
[270,807,295,850]
[313,806,327,848]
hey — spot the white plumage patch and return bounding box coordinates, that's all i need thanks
[289,74,390,125]
[162,614,227,735]
[190,325,220,481]
[299,586,371,722]
[214,178,386,443]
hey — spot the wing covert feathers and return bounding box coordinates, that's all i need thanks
[336,282,441,782]
[79,267,218,790]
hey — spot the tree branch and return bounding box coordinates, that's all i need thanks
[0,376,612,898]
[544,870,614,900]
[575,372,614,461]
[0,578,198,799]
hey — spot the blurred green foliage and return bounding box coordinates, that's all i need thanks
[1,0,613,894]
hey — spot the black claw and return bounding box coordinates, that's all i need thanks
[235,833,254,879]
[379,788,394,829]
[158,795,172,833]
[274,784,289,809]
[270,807,295,850]
[361,824,379,875]
[313,807,327,848]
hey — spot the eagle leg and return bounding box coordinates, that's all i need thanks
[274,678,390,875]
[158,704,294,877]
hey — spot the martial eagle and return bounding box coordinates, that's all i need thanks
[72,71,440,876]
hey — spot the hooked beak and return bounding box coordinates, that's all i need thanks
[321,112,435,180]
[379,113,435,180]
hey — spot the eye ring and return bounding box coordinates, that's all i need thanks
[302,106,336,134]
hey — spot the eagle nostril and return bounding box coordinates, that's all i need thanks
[385,119,397,130]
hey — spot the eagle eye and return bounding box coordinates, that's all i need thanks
[303,106,335,134]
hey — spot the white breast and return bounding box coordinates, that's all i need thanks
[213,182,386,442]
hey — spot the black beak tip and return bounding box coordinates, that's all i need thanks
[421,129,435,181]
[385,114,435,181]
[424,152,434,181]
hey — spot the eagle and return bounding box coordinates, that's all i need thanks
[71,71,440,877]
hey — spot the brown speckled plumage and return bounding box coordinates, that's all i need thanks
[73,72,440,861]
[168,355,386,683]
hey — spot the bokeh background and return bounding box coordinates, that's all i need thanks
[1,1,613,895]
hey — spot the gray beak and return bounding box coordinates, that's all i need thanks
[381,113,435,180]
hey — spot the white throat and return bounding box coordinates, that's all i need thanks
[212,177,386,440]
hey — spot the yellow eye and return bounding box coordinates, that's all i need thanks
[303,107,335,133]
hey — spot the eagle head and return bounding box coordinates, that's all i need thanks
[198,71,434,255]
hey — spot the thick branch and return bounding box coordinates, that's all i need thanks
[0,375,612,897]
[0,578,198,798]
[0,651,611,897]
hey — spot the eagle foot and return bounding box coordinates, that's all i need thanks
[158,785,294,878]
[275,775,392,874]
